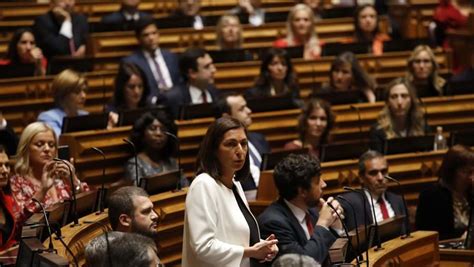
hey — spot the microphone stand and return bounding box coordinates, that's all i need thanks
[344,186,369,267]
[384,175,412,238]
[123,138,139,186]
[82,220,113,267]
[54,158,79,227]
[337,195,364,263]
[31,198,55,252]
[326,201,360,267]
[366,188,383,251]
[51,228,79,267]
[91,147,106,214]
[164,131,183,191]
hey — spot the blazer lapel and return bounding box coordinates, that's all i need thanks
[278,198,310,243]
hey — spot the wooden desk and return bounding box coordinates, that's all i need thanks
[439,248,474,267]
[359,231,440,267]
[49,188,187,266]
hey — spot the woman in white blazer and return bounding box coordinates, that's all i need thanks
[182,117,279,267]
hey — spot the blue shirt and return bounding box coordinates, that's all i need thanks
[37,108,88,137]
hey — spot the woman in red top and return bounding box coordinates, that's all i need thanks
[433,0,469,48]
[0,146,20,251]
[0,28,47,76]
[352,4,390,55]
[273,4,322,60]
[10,122,89,218]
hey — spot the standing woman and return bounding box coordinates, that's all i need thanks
[246,48,300,101]
[10,122,88,218]
[284,98,334,158]
[37,69,88,137]
[405,45,447,97]
[416,145,474,240]
[321,51,376,103]
[0,28,47,76]
[182,117,278,266]
[273,4,322,60]
[369,78,426,153]
[352,4,390,55]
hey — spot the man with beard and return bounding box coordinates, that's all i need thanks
[258,154,343,264]
[340,150,405,231]
[107,186,159,238]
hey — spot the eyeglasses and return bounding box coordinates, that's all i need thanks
[367,168,388,176]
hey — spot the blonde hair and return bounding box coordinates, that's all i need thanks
[286,4,319,47]
[406,45,446,95]
[216,15,243,49]
[376,78,425,139]
[14,122,57,176]
[53,69,87,108]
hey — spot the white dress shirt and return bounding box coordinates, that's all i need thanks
[364,190,395,223]
[284,199,312,240]
[189,85,212,104]
[59,19,73,39]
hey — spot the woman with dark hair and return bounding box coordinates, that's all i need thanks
[125,111,178,185]
[352,4,390,55]
[321,51,376,103]
[405,45,447,97]
[182,117,278,267]
[416,145,474,240]
[0,145,22,251]
[0,28,47,76]
[274,4,322,60]
[107,62,151,113]
[284,98,334,158]
[369,78,426,152]
[246,48,300,100]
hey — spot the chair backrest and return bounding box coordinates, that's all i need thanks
[256,171,278,201]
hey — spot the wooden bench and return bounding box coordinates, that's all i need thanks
[58,94,474,185]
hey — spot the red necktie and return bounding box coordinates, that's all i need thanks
[378,198,389,220]
[305,212,313,236]
[201,91,208,103]
[69,39,76,55]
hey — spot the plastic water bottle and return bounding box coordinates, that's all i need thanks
[433,126,447,151]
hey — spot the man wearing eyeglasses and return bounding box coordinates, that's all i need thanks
[340,150,405,231]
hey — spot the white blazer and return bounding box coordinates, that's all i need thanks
[182,173,260,267]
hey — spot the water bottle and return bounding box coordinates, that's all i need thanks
[433,126,447,151]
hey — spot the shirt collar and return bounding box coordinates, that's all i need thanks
[284,199,307,224]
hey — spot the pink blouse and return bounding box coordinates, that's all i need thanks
[9,174,89,218]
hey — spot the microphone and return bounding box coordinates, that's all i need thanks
[365,187,383,251]
[53,158,79,226]
[326,200,359,266]
[384,175,412,238]
[91,147,106,214]
[350,105,363,140]
[343,186,369,267]
[164,131,182,191]
[336,195,363,263]
[123,138,139,186]
[31,198,55,252]
[50,227,79,267]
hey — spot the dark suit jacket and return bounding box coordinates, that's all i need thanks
[258,198,338,264]
[33,11,89,58]
[99,9,151,31]
[340,191,405,232]
[240,132,270,191]
[122,49,182,99]
[368,124,386,153]
[416,184,468,240]
[163,84,220,119]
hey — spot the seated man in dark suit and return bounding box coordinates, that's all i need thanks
[164,47,220,118]
[33,0,89,59]
[122,18,182,103]
[258,154,343,264]
[100,0,152,32]
[340,150,405,232]
[166,0,205,30]
[216,92,270,200]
